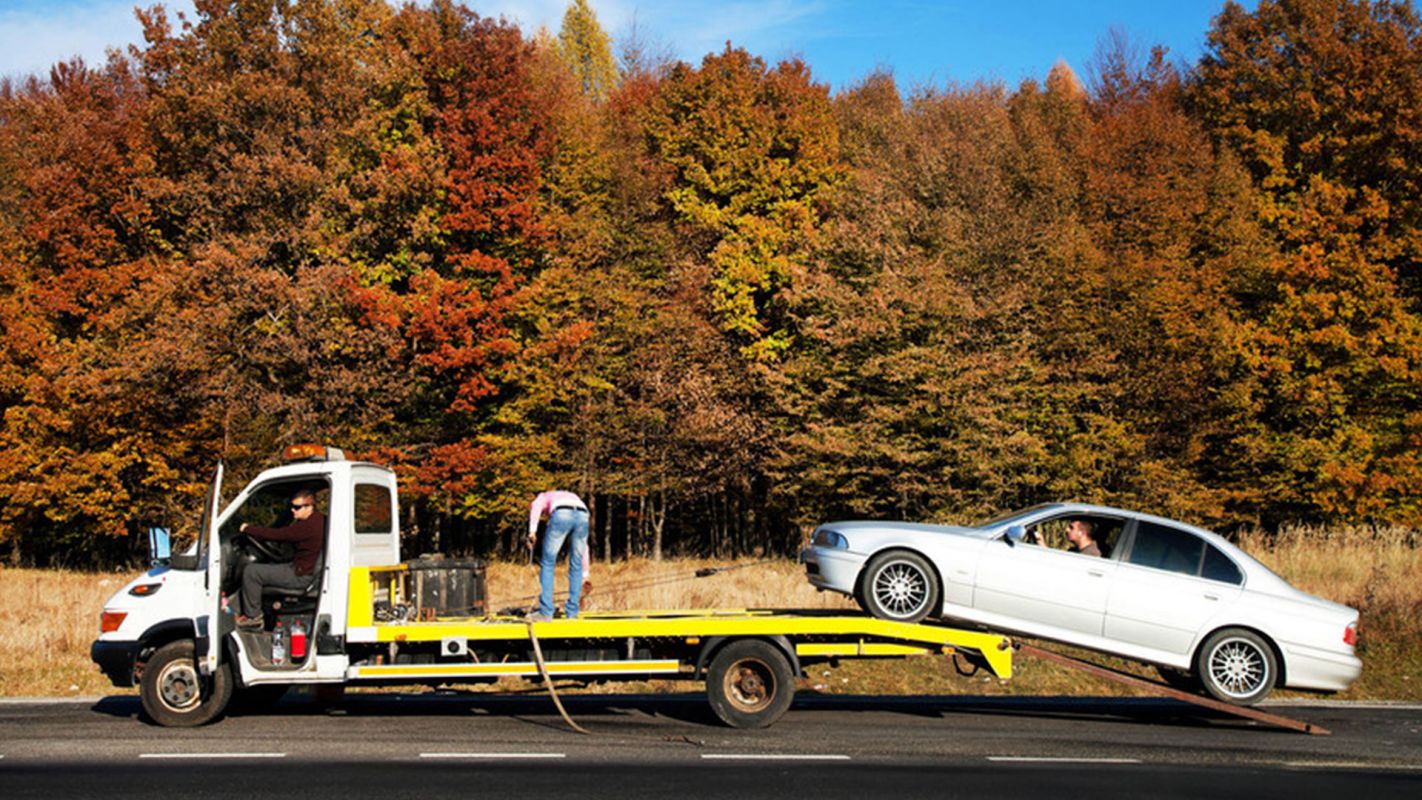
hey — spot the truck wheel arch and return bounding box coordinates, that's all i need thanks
[135,619,200,676]
[695,635,801,680]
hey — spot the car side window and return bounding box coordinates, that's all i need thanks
[1126,521,1204,576]
[1200,543,1244,585]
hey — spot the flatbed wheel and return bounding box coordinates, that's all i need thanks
[706,639,795,729]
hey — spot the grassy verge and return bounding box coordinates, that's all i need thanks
[2,527,1416,700]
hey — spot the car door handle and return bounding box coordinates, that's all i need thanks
[1203,593,1220,601]
[1087,569,1105,578]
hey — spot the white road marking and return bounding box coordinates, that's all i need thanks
[987,756,1142,764]
[701,754,851,761]
[1283,761,1422,771]
[419,753,566,759]
[139,753,286,759]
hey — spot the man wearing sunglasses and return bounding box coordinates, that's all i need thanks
[233,489,326,631]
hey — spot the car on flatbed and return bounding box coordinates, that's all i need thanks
[800,502,1362,705]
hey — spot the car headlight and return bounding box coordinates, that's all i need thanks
[812,528,849,549]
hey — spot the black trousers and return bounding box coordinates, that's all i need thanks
[240,562,308,617]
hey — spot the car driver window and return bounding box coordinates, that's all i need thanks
[1023,517,1120,557]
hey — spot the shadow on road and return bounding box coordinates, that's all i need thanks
[88,690,1279,733]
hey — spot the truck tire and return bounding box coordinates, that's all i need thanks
[706,639,795,729]
[140,640,232,727]
[1195,628,1277,706]
[861,550,939,624]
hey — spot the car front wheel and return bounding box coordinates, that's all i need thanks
[1195,628,1277,705]
[861,551,940,624]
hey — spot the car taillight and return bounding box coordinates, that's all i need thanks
[1343,621,1358,647]
[100,611,127,633]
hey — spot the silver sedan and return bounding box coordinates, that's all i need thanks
[800,502,1361,705]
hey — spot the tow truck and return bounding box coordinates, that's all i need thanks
[91,445,1013,728]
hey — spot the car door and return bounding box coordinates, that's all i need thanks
[1104,520,1245,656]
[971,528,1117,637]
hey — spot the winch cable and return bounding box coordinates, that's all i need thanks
[525,621,590,735]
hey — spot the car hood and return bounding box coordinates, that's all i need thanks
[820,520,993,540]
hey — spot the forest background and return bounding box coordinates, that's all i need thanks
[2,0,1421,569]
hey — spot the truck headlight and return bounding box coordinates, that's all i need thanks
[812,529,849,549]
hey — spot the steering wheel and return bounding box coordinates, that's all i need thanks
[233,532,290,563]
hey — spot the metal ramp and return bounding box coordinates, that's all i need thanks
[1012,640,1330,735]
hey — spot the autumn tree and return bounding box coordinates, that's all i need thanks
[1193,0,1422,524]
[557,0,619,100]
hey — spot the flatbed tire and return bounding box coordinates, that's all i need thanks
[705,639,795,729]
[140,640,232,727]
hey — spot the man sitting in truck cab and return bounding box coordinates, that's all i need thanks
[234,489,325,631]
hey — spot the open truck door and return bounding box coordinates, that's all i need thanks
[198,462,226,677]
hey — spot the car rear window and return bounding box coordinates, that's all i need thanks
[1127,521,1205,576]
[1200,543,1244,585]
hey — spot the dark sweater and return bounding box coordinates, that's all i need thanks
[246,511,326,575]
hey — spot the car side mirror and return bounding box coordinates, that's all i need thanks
[1003,524,1026,546]
[148,526,172,566]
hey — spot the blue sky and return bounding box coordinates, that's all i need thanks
[0,1,1250,90]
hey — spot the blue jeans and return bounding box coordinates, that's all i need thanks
[539,508,590,618]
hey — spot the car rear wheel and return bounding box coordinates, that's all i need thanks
[861,551,940,624]
[1195,628,1277,705]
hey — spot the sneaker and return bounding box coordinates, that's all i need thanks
[235,615,264,631]
[525,612,552,623]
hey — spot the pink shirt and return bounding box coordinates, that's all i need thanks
[528,490,588,534]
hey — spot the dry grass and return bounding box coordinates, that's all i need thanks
[2,528,1418,700]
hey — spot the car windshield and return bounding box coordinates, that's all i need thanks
[971,503,1060,529]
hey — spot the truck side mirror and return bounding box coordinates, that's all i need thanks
[148,526,172,566]
[1003,524,1026,546]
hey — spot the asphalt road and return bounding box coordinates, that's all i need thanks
[2,692,1420,798]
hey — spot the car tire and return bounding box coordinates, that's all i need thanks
[861,550,940,624]
[1195,628,1277,706]
[140,640,233,727]
[705,639,795,729]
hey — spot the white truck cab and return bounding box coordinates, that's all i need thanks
[92,445,399,725]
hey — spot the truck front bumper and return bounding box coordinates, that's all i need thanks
[90,639,139,687]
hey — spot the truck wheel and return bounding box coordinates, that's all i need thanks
[706,640,795,729]
[1195,628,1277,706]
[140,640,232,727]
[861,550,939,623]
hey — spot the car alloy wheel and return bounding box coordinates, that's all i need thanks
[1195,627,1277,705]
[861,550,940,624]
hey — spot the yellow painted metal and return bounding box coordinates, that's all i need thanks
[352,659,683,679]
[343,567,1013,679]
[347,567,374,628]
[796,642,938,658]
